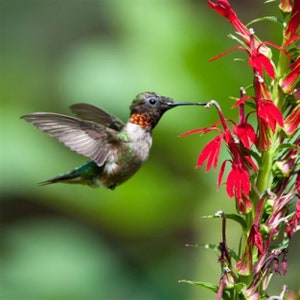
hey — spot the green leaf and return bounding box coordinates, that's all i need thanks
[201,212,247,231]
[225,214,247,230]
[178,280,218,293]
[179,280,244,300]
[275,143,300,154]
[246,16,285,27]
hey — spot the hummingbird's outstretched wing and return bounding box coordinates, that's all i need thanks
[69,103,124,131]
[21,113,121,167]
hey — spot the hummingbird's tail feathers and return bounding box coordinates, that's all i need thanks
[39,161,102,187]
[38,172,83,186]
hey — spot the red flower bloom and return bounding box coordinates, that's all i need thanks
[181,100,254,213]
[286,200,300,238]
[209,29,276,79]
[208,0,249,41]
[196,135,222,170]
[233,122,257,149]
[284,103,300,135]
[279,0,293,12]
[248,29,276,79]
[280,58,300,94]
[297,171,300,196]
[257,99,284,132]
[285,0,300,38]
[208,0,272,61]
[232,91,258,149]
[254,73,284,149]
[250,224,264,255]
[226,163,253,213]
[236,252,251,276]
[226,163,249,199]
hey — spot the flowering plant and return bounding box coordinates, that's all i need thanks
[181,1,300,299]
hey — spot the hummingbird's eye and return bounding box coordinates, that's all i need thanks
[147,97,157,106]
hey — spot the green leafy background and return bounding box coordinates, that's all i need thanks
[1,1,299,299]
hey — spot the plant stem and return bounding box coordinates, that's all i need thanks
[256,149,273,195]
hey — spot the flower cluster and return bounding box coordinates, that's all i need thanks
[182,1,300,299]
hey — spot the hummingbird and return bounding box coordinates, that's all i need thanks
[21,92,202,190]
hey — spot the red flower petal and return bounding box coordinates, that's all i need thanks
[248,53,275,79]
[232,95,252,108]
[180,128,207,137]
[250,225,264,254]
[197,135,223,170]
[233,123,258,149]
[279,0,293,12]
[257,100,284,132]
[217,159,228,189]
[284,104,300,135]
[209,45,244,62]
[281,58,300,93]
[180,122,223,137]
[208,0,249,39]
[226,164,250,200]
[285,0,300,38]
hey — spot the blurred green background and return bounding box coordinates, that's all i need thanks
[1,0,299,299]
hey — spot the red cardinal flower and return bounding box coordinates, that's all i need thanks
[284,103,300,135]
[233,122,257,150]
[226,163,250,199]
[279,0,293,12]
[208,0,272,60]
[248,29,276,79]
[249,224,264,255]
[196,135,223,170]
[208,0,249,40]
[209,29,276,79]
[297,171,300,196]
[280,58,300,94]
[257,99,284,132]
[254,73,284,149]
[181,100,254,213]
[232,90,258,149]
[285,0,300,38]
[226,162,253,213]
[286,200,300,238]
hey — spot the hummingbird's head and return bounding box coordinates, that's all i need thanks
[130,92,174,114]
[129,92,201,129]
[129,92,177,129]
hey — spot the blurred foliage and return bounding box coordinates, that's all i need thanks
[0,0,299,299]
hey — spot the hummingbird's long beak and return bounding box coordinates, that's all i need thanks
[167,101,206,107]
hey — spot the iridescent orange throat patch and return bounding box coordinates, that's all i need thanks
[130,113,152,128]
